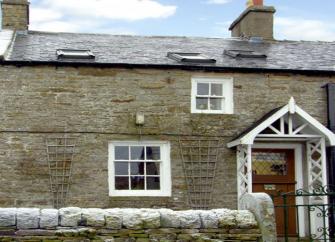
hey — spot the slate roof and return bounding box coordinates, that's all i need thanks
[5,30,335,72]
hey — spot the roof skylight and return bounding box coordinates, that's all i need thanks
[224,49,267,58]
[56,49,95,60]
[167,52,216,63]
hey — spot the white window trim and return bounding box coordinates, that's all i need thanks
[108,141,171,197]
[191,77,234,114]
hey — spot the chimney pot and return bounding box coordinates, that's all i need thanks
[247,0,263,8]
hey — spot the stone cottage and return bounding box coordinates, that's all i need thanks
[1,0,335,237]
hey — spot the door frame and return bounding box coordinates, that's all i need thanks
[252,142,306,237]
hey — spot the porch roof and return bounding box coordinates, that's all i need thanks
[227,98,335,148]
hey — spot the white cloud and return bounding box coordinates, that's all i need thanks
[29,0,177,33]
[206,0,231,4]
[30,8,63,23]
[37,0,176,21]
[275,17,335,41]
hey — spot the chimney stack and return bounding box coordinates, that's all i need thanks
[1,0,29,31]
[229,0,275,40]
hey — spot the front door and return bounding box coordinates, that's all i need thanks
[252,149,296,236]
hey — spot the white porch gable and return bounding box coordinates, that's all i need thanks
[228,97,335,148]
[229,97,335,207]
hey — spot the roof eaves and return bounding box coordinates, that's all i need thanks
[1,60,335,76]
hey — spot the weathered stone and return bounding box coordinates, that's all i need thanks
[144,228,179,234]
[139,209,160,229]
[199,211,218,229]
[0,229,15,235]
[105,209,123,229]
[59,207,82,227]
[235,210,258,229]
[55,228,79,237]
[15,229,56,236]
[40,209,59,228]
[240,192,277,242]
[212,209,237,228]
[78,228,97,238]
[121,209,142,229]
[16,208,40,229]
[0,208,16,227]
[178,210,201,229]
[82,208,106,227]
[159,209,180,228]
[118,206,166,230]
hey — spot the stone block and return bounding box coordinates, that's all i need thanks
[178,210,201,229]
[15,229,56,236]
[159,209,181,228]
[16,208,40,229]
[199,211,218,229]
[59,207,82,227]
[235,210,258,229]
[105,208,122,229]
[121,209,142,229]
[82,208,106,227]
[212,209,237,228]
[40,209,59,228]
[0,208,16,227]
[139,209,160,229]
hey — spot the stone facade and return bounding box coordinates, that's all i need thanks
[1,0,29,31]
[0,64,334,209]
[0,207,262,242]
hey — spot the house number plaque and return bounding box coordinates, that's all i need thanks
[264,184,276,190]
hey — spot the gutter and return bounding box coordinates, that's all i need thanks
[1,60,335,76]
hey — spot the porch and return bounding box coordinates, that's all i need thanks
[228,97,335,240]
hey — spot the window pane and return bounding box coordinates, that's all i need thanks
[115,146,129,160]
[147,177,160,190]
[210,98,222,110]
[115,162,128,175]
[131,146,145,160]
[196,97,208,110]
[130,162,144,175]
[197,83,209,95]
[131,176,145,190]
[146,162,160,175]
[146,146,161,160]
[115,177,129,190]
[211,83,223,96]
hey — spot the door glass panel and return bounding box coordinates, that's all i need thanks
[252,151,288,175]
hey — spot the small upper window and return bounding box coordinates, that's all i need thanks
[167,52,216,63]
[56,49,95,60]
[224,49,267,58]
[191,77,233,114]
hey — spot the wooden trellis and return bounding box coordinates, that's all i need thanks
[179,139,220,209]
[46,136,76,208]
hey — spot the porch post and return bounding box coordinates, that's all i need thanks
[237,144,252,209]
[247,144,253,194]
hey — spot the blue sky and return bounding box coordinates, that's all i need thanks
[29,0,335,41]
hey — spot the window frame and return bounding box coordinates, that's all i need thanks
[108,141,171,197]
[191,77,234,114]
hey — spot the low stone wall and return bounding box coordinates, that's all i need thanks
[0,207,262,241]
